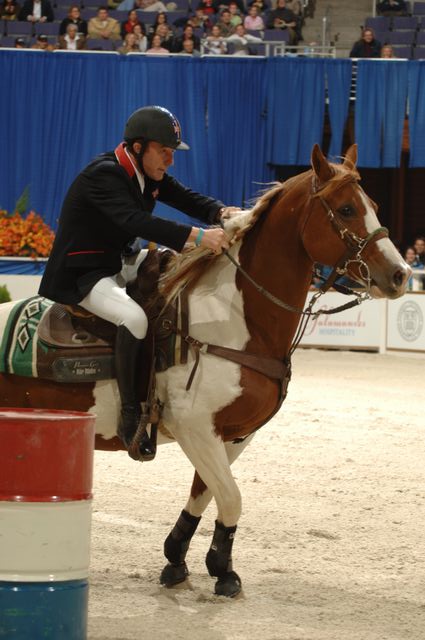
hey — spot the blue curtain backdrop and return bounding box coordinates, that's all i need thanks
[265,57,326,166]
[408,61,425,168]
[355,59,408,168]
[325,59,352,162]
[0,51,424,237]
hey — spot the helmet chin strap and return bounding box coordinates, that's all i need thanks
[129,139,149,176]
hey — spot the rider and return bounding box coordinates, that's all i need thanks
[39,105,238,458]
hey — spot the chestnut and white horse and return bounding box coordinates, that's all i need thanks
[0,145,410,597]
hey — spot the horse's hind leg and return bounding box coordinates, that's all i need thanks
[160,435,254,595]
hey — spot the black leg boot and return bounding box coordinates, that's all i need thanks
[114,325,155,461]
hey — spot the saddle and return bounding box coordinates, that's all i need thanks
[35,248,176,383]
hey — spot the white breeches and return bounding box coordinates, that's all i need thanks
[79,250,148,340]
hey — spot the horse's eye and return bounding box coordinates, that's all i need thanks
[337,205,355,218]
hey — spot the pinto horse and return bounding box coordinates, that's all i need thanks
[0,145,410,597]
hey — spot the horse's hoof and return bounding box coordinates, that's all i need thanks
[214,571,242,598]
[160,562,189,587]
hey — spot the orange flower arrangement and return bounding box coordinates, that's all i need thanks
[0,209,55,258]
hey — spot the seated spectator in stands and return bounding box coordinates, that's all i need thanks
[226,23,262,54]
[214,0,245,16]
[197,0,217,15]
[31,32,55,48]
[134,0,167,12]
[377,0,407,16]
[217,9,235,36]
[244,5,264,31]
[179,38,201,55]
[183,8,214,33]
[350,27,381,58]
[204,23,227,53]
[88,7,120,40]
[132,22,148,49]
[286,0,302,14]
[381,44,394,58]
[0,0,20,20]
[146,32,169,52]
[14,36,26,46]
[121,8,145,38]
[266,0,297,44]
[413,236,425,265]
[59,6,87,37]
[147,11,168,36]
[19,0,53,22]
[404,246,424,291]
[153,22,174,50]
[228,1,242,27]
[117,30,140,51]
[248,0,269,13]
[58,22,86,49]
[173,23,200,51]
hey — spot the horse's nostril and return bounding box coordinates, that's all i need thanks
[393,268,407,288]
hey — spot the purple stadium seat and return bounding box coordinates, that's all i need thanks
[6,21,33,36]
[86,37,116,50]
[413,44,425,56]
[248,42,265,55]
[391,44,412,57]
[55,7,70,20]
[376,30,391,43]
[263,28,290,42]
[413,1,425,15]
[416,29,425,43]
[392,16,418,29]
[81,8,98,19]
[387,30,415,44]
[1,35,22,47]
[34,21,59,36]
[364,16,391,32]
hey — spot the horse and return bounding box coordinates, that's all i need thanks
[0,144,410,598]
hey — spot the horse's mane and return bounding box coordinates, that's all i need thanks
[159,160,359,302]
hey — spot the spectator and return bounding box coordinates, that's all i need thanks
[381,44,394,58]
[196,0,217,15]
[88,6,120,40]
[217,9,234,37]
[226,23,262,54]
[413,236,425,265]
[248,0,269,12]
[204,23,227,53]
[19,0,53,22]
[350,27,381,58]
[377,0,407,17]
[14,36,26,46]
[147,11,168,36]
[180,38,201,55]
[173,23,200,51]
[186,8,213,32]
[153,22,174,50]
[117,30,140,52]
[146,32,169,52]
[31,32,55,48]
[214,0,245,15]
[134,0,167,12]
[244,5,264,31]
[265,0,297,44]
[121,8,145,38]
[228,1,242,27]
[58,22,86,49]
[0,0,20,20]
[404,246,424,291]
[59,5,88,37]
[132,22,148,49]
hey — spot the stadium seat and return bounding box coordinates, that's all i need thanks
[391,44,412,57]
[364,16,391,32]
[413,44,425,56]
[1,35,21,47]
[34,22,59,36]
[392,16,418,30]
[86,37,116,50]
[263,28,290,42]
[5,21,33,36]
[416,29,425,43]
[387,30,415,44]
[412,1,425,15]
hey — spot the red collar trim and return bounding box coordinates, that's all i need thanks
[115,142,135,178]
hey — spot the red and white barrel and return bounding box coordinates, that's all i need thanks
[0,408,96,640]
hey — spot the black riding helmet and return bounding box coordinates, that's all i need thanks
[124,106,189,150]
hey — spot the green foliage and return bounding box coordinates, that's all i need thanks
[0,285,11,303]
[14,186,31,216]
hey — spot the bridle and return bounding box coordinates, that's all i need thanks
[223,174,389,352]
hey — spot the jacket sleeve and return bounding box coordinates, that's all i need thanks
[158,174,225,225]
[85,162,194,252]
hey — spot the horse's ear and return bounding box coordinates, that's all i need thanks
[343,144,358,169]
[311,144,334,184]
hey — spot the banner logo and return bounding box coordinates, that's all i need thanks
[397,300,423,342]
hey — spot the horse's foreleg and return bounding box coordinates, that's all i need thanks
[160,434,254,595]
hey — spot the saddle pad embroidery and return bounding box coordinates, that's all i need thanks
[0,296,54,377]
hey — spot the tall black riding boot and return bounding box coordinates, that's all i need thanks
[114,325,155,460]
